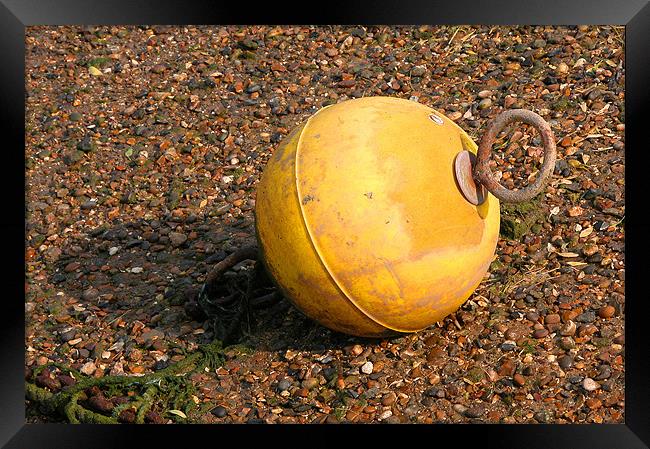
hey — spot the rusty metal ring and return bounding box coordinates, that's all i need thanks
[473,109,557,204]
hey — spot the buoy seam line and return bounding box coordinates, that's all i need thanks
[293,100,424,334]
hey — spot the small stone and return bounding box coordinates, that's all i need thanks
[240,38,258,50]
[586,398,602,409]
[109,247,119,256]
[125,239,142,248]
[556,62,569,74]
[560,321,577,336]
[350,344,363,356]
[211,406,227,418]
[513,373,526,387]
[423,387,439,398]
[498,359,516,377]
[576,311,596,323]
[532,39,546,48]
[58,374,76,387]
[378,410,393,420]
[169,232,188,247]
[88,66,102,76]
[60,150,83,166]
[109,361,124,376]
[69,112,82,121]
[123,105,136,115]
[127,348,143,362]
[141,329,164,346]
[526,312,540,322]
[426,347,446,363]
[360,361,374,374]
[533,329,549,339]
[428,373,441,384]
[477,90,492,99]
[277,379,292,392]
[587,253,603,264]
[453,404,467,415]
[464,406,485,418]
[545,314,561,324]
[324,48,339,57]
[587,89,603,102]
[568,206,583,217]
[534,410,552,423]
[598,305,615,319]
[448,111,462,121]
[80,361,96,376]
[151,64,166,74]
[404,403,420,416]
[35,373,61,391]
[478,98,492,110]
[558,337,576,350]
[577,324,598,337]
[87,395,113,413]
[558,355,573,370]
[582,378,600,392]
[411,66,426,77]
[381,392,397,406]
[131,267,143,274]
[323,415,339,424]
[59,329,77,342]
[595,365,612,380]
[81,200,97,209]
[77,135,96,152]
[82,288,99,301]
[302,378,319,390]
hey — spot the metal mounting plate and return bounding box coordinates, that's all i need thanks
[454,150,486,206]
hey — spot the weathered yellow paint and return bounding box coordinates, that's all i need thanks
[255,97,500,337]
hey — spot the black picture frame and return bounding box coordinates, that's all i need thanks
[3,1,648,447]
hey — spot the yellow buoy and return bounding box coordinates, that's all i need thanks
[254,97,555,337]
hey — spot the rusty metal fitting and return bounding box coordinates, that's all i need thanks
[473,109,557,204]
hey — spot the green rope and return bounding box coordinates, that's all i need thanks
[135,385,158,424]
[26,339,227,424]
